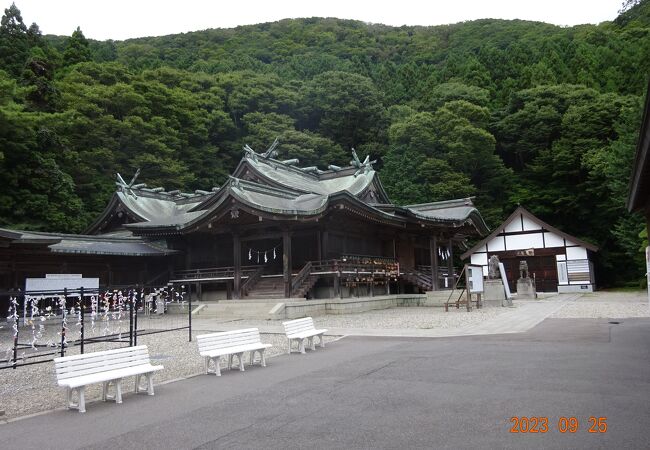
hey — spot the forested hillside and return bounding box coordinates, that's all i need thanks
[1,1,649,285]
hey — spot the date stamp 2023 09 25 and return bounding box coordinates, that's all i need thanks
[509,416,608,434]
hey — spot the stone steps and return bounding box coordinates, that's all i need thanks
[245,276,285,299]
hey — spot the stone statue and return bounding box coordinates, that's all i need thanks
[516,259,536,299]
[519,260,529,279]
[488,255,500,279]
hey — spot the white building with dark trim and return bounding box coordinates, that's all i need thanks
[461,206,598,293]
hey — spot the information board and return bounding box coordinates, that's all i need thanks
[25,275,99,293]
[466,264,484,294]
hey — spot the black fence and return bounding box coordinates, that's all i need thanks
[1,285,191,370]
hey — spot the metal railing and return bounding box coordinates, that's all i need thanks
[1,285,191,370]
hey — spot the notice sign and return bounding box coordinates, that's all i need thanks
[466,264,484,294]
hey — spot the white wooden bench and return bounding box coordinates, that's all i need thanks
[197,328,272,376]
[282,317,328,354]
[54,345,163,413]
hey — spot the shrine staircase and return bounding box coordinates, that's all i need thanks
[290,262,319,298]
[400,269,433,292]
[243,262,320,299]
[244,276,286,299]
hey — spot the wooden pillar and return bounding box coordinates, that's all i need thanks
[283,230,292,298]
[322,231,329,261]
[430,236,439,291]
[447,239,454,289]
[316,231,322,261]
[333,260,341,298]
[233,234,241,299]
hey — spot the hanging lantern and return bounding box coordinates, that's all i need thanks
[264,251,268,263]
[273,247,276,259]
[248,248,252,260]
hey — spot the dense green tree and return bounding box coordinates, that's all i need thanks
[0,2,29,77]
[63,26,91,66]
[0,3,648,285]
[301,71,386,150]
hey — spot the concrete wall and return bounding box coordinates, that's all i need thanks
[275,294,432,319]
[558,284,594,293]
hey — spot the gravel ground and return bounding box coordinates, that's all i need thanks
[550,291,650,318]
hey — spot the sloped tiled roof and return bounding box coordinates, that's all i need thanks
[0,228,176,256]
[90,148,490,237]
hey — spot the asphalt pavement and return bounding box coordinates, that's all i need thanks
[1,317,649,449]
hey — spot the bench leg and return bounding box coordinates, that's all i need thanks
[228,354,234,370]
[299,338,306,354]
[115,379,123,404]
[146,374,155,396]
[319,334,325,348]
[66,387,86,413]
[236,352,245,372]
[309,336,316,351]
[78,387,86,413]
[214,356,221,377]
[102,379,123,404]
[248,349,266,367]
[287,338,292,354]
[135,374,154,395]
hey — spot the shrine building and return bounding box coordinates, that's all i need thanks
[1,146,490,300]
[461,206,598,293]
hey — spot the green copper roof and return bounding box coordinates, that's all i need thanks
[0,228,176,256]
[90,148,489,237]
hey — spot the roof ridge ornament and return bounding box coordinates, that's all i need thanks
[115,169,141,198]
[350,148,376,177]
[243,138,280,161]
[243,144,258,162]
[261,137,279,159]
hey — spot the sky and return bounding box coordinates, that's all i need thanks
[11,0,624,41]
